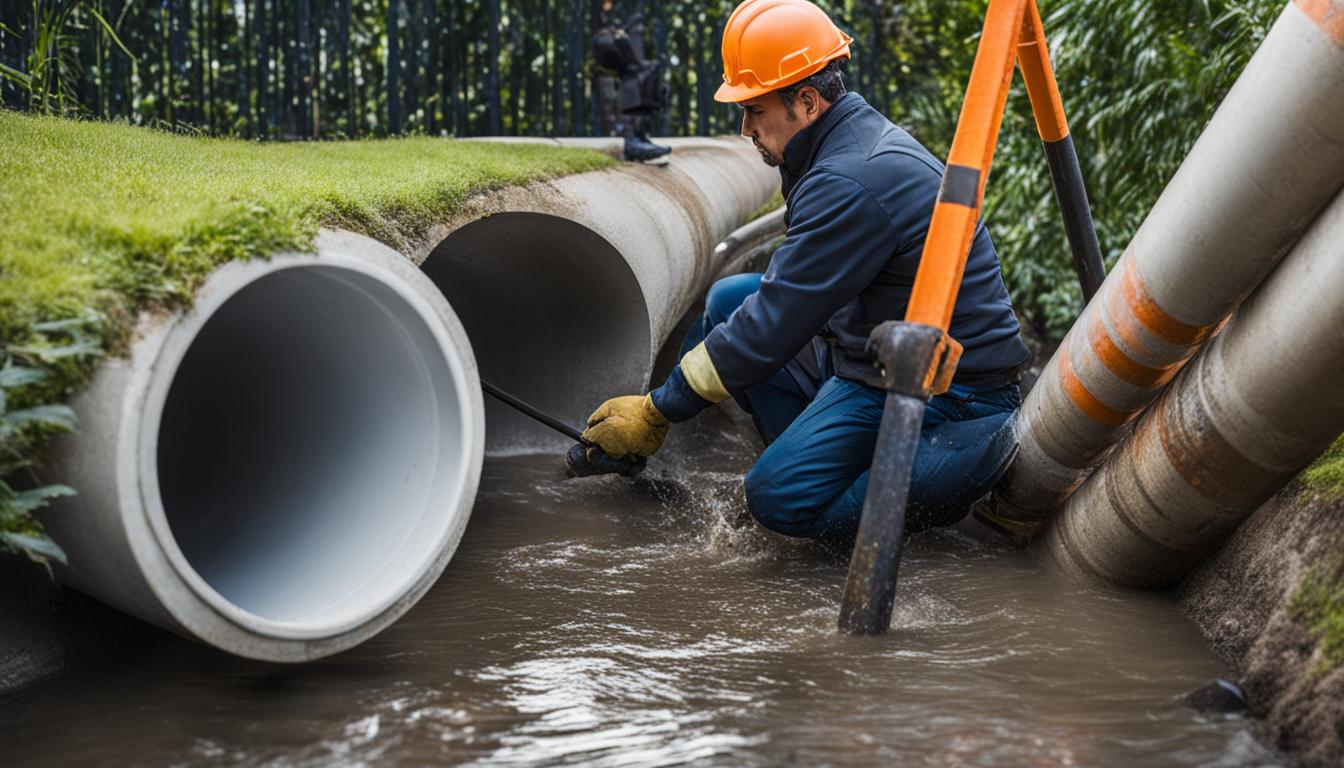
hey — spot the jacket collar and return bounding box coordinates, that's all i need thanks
[779,92,867,196]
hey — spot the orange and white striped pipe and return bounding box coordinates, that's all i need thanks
[995,0,1344,523]
[1044,183,1344,587]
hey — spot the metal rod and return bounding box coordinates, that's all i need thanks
[480,379,588,444]
[839,321,947,635]
[1041,135,1106,302]
[838,389,927,634]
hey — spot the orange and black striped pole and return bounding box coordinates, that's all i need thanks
[1017,0,1106,301]
[840,0,1030,635]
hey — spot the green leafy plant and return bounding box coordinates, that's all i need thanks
[0,1,132,115]
[0,311,102,567]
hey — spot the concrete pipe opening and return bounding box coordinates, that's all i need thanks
[151,265,471,636]
[39,237,484,662]
[421,212,652,452]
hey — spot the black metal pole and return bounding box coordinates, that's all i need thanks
[1041,134,1106,303]
[838,389,926,634]
[481,380,648,478]
[839,321,947,635]
[480,379,586,444]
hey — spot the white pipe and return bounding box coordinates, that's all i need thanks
[996,0,1344,523]
[39,231,484,661]
[419,137,779,452]
[1044,185,1344,587]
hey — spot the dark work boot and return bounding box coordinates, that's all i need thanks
[623,132,672,163]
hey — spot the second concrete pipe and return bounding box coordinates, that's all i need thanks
[1045,184,1344,587]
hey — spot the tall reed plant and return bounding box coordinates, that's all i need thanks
[0,0,131,115]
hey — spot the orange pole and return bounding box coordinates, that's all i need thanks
[905,0,1028,331]
[1016,0,1069,143]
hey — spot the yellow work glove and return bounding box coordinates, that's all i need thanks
[581,394,670,459]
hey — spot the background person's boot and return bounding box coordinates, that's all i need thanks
[623,131,671,163]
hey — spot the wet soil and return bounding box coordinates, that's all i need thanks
[1182,488,1344,767]
[0,408,1281,766]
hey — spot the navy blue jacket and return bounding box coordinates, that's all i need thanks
[653,93,1030,422]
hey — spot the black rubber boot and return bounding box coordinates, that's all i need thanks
[623,132,672,163]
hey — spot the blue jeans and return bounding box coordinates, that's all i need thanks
[682,274,1021,540]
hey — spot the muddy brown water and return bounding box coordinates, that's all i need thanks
[1,408,1281,766]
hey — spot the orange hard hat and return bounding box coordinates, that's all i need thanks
[715,0,853,103]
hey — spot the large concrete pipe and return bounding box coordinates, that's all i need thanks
[419,138,778,451]
[37,230,484,661]
[996,0,1344,523]
[1044,184,1344,587]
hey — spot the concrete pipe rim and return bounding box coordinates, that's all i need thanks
[125,240,482,659]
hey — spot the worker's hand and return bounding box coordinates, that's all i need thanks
[581,394,669,460]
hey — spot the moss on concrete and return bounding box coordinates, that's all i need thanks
[749,190,783,221]
[1291,556,1344,675]
[1287,436,1344,676]
[0,111,613,545]
[1298,435,1344,496]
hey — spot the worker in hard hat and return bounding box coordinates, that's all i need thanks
[581,0,1031,539]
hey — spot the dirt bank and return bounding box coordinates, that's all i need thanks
[1180,488,1344,767]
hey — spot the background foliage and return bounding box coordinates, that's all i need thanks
[885,0,1282,337]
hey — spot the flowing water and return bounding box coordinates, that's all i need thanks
[1,408,1280,766]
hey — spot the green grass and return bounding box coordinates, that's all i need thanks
[0,111,613,554]
[1,111,612,352]
[1298,435,1344,495]
[1290,556,1344,675]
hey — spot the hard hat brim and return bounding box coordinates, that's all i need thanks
[714,81,768,103]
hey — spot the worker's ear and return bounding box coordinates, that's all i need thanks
[799,86,824,121]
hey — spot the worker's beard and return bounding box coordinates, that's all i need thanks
[753,139,781,167]
[754,104,795,167]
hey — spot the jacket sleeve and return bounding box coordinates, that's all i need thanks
[703,171,900,393]
[650,158,940,424]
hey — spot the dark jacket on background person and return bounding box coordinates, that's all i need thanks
[653,92,1030,421]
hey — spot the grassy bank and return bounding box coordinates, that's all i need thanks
[1293,438,1344,674]
[1300,436,1344,496]
[1292,556,1344,675]
[0,111,613,555]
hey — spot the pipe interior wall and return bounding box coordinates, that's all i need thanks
[997,0,1344,521]
[1044,185,1344,587]
[156,266,468,625]
[422,212,652,452]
